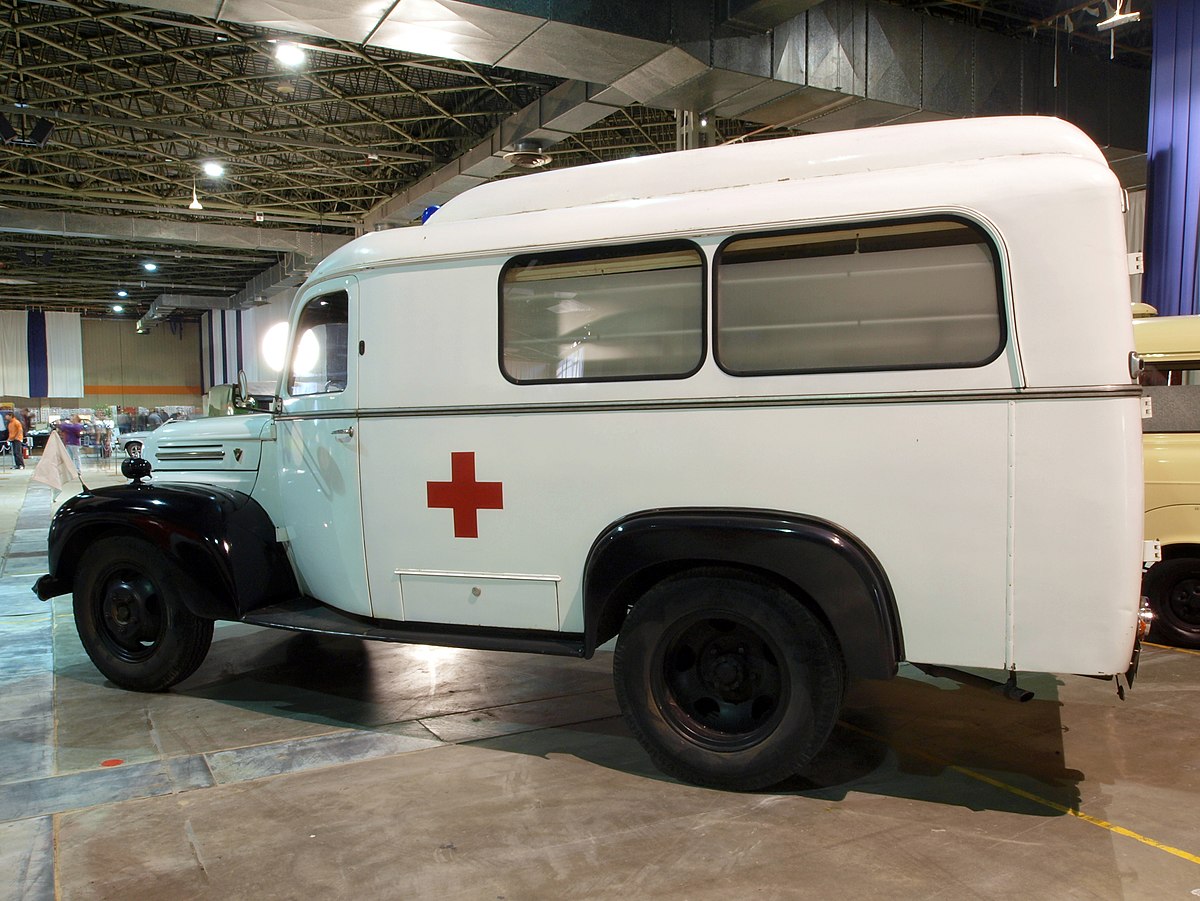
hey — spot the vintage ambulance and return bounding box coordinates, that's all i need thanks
[1135,312,1200,648]
[37,116,1149,790]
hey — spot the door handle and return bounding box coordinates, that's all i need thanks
[332,426,355,439]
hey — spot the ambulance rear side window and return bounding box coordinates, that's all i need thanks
[501,241,705,383]
[714,218,1004,375]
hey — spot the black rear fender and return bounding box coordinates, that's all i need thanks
[583,508,903,680]
[39,482,297,621]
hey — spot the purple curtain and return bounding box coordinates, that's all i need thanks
[1145,0,1200,316]
[26,310,47,398]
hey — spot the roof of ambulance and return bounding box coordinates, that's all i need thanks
[310,116,1108,282]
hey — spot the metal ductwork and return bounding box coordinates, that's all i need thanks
[0,208,352,256]
[1,211,353,333]
[135,0,1146,147]
[348,0,1148,228]
[122,0,1150,229]
[137,253,315,332]
[227,253,311,310]
[720,0,828,34]
[137,294,233,333]
[363,79,632,229]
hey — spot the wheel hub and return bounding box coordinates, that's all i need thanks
[1168,578,1200,626]
[97,574,162,655]
[659,615,785,746]
[700,644,751,698]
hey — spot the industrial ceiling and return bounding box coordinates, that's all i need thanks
[0,0,1154,323]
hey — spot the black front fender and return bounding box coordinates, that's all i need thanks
[39,481,297,621]
[583,508,903,680]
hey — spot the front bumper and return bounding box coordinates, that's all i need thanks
[33,574,69,601]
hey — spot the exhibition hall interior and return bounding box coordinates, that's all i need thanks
[2,1,1198,897]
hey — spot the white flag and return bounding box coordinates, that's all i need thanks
[32,430,79,498]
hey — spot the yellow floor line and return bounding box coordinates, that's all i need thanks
[1144,642,1200,657]
[838,720,1200,865]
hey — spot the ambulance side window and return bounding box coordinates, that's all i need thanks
[500,241,705,383]
[714,218,1004,375]
[288,290,349,397]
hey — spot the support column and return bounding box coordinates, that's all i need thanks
[675,111,716,151]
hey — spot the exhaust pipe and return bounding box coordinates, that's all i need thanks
[913,664,1034,702]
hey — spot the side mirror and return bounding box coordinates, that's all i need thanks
[236,369,250,406]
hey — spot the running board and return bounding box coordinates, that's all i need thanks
[242,597,587,658]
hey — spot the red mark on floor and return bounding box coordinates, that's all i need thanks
[100,759,124,767]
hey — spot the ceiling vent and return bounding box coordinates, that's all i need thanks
[502,140,552,170]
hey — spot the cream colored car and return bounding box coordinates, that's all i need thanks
[1136,314,1200,648]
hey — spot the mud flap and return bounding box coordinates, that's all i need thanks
[1119,597,1155,699]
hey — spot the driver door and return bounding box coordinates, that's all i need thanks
[275,278,371,616]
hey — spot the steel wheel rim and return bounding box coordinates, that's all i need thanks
[653,611,789,751]
[93,566,166,662]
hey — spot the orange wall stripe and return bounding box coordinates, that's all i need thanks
[84,385,203,395]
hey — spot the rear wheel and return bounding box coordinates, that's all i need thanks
[73,536,213,691]
[1144,558,1200,649]
[613,569,844,790]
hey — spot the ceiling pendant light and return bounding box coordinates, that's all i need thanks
[502,139,552,169]
[189,180,204,211]
[1097,0,1140,33]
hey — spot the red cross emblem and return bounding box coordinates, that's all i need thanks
[426,452,504,539]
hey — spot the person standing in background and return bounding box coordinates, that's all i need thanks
[4,412,25,469]
[58,414,87,472]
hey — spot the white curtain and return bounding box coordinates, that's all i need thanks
[0,311,29,397]
[225,311,239,386]
[199,309,232,390]
[240,294,291,386]
[45,312,84,397]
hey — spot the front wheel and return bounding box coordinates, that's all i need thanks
[1144,558,1200,649]
[73,536,214,691]
[613,569,845,791]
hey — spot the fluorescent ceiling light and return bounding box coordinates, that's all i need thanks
[143,262,158,272]
[112,304,124,313]
[202,161,225,177]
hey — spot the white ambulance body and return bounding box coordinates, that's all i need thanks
[51,116,1146,790]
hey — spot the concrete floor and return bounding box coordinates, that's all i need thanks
[2,455,1199,900]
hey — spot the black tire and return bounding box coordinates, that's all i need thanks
[73,536,214,691]
[124,440,143,457]
[613,568,845,791]
[1144,558,1200,649]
